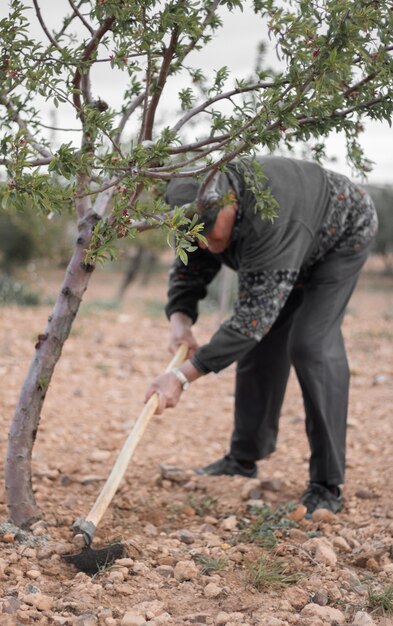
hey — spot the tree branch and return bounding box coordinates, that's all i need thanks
[74,175,127,198]
[171,80,281,134]
[0,96,52,159]
[168,134,232,155]
[115,94,145,144]
[67,0,95,35]
[138,8,153,143]
[35,122,82,132]
[136,0,222,144]
[343,70,380,99]
[32,0,63,51]
[92,179,117,218]
[0,156,53,167]
[72,16,116,115]
[74,173,93,220]
[5,1,88,98]
[179,0,221,60]
[142,27,180,141]
[297,96,386,127]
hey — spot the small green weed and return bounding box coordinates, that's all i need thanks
[193,554,228,575]
[367,584,393,616]
[245,555,300,591]
[239,503,297,549]
[95,362,111,373]
[187,493,218,516]
[90,561,116,580]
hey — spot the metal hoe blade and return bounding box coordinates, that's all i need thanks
[62,543,125,575]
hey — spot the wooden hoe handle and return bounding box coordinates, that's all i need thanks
[73,343,188,546]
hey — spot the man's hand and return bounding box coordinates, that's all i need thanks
[169,312,198,357]
[145,360,204,414]
[145,371,183,414]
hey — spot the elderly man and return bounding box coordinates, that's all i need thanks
[145,156,377,516]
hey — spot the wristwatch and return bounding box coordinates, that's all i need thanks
[171,367,190,390]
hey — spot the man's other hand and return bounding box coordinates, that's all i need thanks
[169,312,198,357]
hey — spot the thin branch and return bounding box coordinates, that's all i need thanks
[32,0,63,51]
[353,43,393,66]
[130,0,222,144]
[115,93,145,144]
[74,174,127,198]
[5,1,87,97]
[126,72,324,186]
[143,27,180,141]
[179,0,221,61]
[52,0,87,41]
[343,70,380,99]
[138,8,152,143]
[67,0,94,35]
[72,16,116,115]
[171,80,281,134]
[92,179,117,218]
[35,122,82,132]
[127,181,145,210]
[144,134,236,175]
[133,0,223,144]
[137,149,247,181]
[168,134,231,154]
[158,83,309,173]
[0,157,53,167]
[297,96,386,126]
[0,96,52,159]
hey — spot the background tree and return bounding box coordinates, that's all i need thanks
[0,0,392,528]
[366,185,393,274]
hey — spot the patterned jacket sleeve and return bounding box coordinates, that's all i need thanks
[165,247,222,323]
[191,219,312,373]
[191,268,299,373]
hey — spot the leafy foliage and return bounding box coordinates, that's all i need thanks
[365,184,393,272]
[0,0,392,264]
[0,184,75,268]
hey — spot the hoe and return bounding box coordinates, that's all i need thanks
[63,344,187,574]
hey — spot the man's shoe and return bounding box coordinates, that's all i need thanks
[194,454,257,478]
[301,482,343,518]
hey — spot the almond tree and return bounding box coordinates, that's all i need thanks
[1,0,392,527]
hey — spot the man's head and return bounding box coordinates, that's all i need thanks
[165,172,238,253]
[165,170,237,236]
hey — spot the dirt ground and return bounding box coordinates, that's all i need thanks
[0,256,392,626]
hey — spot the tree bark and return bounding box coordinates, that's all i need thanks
[5,212,100,527]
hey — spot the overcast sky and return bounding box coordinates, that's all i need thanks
[3,1,392,184]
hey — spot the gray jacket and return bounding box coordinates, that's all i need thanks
[165,156,377,373]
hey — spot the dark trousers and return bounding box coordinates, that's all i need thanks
[231,243,371,485]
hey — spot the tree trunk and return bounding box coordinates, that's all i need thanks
[5,212,100,527]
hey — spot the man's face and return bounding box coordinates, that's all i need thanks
[198,202,238,254]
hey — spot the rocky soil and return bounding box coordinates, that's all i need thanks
[0,258,392,626]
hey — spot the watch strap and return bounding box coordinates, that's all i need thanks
[171,367,190,390]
